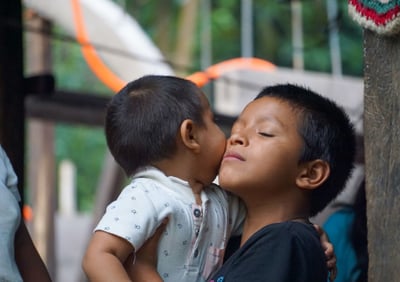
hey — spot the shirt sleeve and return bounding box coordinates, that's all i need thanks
[0,146,21,202]
[94,179,173,250]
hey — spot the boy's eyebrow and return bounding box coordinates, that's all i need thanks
[232,115,284,130]
[256,115,285,129]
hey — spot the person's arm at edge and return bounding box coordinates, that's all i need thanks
[14,220,52,282]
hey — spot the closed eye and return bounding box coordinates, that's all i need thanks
[258,132,274,137]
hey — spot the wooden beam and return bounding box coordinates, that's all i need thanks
[25,91,109,127]
[25,90,236,130]
[25,15,57,279]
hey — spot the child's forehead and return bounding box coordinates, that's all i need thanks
[236,96,302,127]
[243,96,295,116]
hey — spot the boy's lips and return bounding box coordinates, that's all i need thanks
[223,151,245,161]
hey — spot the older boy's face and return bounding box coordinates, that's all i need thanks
[218,96,304,201]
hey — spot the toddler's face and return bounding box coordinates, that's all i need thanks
[195,94,227,185]
[218,96,304,201]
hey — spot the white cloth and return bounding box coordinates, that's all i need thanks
[95,167,245,282]
[0,146,23,282]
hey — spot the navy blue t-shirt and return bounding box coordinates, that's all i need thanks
[210,221,328,282]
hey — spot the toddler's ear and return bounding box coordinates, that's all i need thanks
[180,119,201,153]
[296,160,330,190]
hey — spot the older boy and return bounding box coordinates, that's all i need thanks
[211,83,356,281]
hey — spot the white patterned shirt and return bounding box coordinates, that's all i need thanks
[95,166,245,282]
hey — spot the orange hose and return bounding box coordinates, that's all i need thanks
[71,0,275,91]
[188,57,276,87]
[71,0,126,92]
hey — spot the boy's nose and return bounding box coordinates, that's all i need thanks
[228,132,247,146]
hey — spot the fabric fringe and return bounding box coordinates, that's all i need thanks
[348,0,400,36]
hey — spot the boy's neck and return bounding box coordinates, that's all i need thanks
[240,196,310,246]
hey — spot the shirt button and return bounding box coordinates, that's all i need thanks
[193,208,202,217]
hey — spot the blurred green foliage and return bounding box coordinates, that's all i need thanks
[54,125,107,211]
[127,0,363,76]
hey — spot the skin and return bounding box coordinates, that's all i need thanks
[219,95,330,247]
[14,221,52,282]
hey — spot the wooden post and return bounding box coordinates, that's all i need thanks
[174,0,199,75]
[291,0,304,70]
[364,30,400,281]
[25,14,56,279]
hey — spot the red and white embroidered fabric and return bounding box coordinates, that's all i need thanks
[348,0,400,35]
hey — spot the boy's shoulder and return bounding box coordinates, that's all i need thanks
[263,221,319,240]
[245,221,323,254]
[216,221,327,282]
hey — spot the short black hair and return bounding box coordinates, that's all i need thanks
[105,75,206,176]
[255,83,356,216]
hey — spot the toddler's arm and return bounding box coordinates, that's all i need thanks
[82,230,134,281]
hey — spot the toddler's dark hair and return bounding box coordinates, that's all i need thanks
[105,75,205,176]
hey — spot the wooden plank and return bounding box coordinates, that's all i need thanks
[25,15,56,279]
[25,91,109,127]
[27,119,56,278]
[25,90,235,130]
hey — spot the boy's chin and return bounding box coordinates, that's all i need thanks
[218,166,235,182]
[217,175,236,192]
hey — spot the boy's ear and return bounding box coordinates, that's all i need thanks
[296,159,330,190]
[180,119,201,152]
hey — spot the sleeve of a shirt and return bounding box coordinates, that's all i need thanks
[94,180,173,250]
[0,146,21,202]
